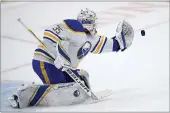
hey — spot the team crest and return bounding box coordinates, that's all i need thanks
[77,41,92,59]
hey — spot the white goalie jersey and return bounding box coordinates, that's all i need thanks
[33,19,119,69]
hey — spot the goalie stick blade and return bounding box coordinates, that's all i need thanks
[95,89,113,100]
[91,92,99,100]
[85,89,113,104]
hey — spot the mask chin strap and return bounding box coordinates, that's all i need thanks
[90,23,97,35]
[83,22,97,35]
[88,28,97,35]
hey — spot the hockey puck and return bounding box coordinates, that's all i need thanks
[141,30,145,36]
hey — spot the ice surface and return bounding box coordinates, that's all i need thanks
[1,2,169,112]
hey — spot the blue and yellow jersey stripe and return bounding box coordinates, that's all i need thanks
[43,30,62,43]
[91,36,107,54]
[35,48,55,60]
[34,28,72,63]
[34,41,71,65]
[34,44,55,62]
[28,85,55,106]
[34,29,63,62]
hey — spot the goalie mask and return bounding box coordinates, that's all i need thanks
[77,8,98,35]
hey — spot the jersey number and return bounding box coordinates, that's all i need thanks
[52,25,63,34]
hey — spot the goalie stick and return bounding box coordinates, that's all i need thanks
[17,18,99,100]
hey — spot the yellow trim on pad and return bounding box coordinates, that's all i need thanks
[36,85,55,105]
[27,86,40,107]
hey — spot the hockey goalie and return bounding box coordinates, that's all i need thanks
[8,8,134,108]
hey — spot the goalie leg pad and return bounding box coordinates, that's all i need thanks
[8,82,89,108]
[42,82,89,106]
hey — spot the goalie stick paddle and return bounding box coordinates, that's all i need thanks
[17,18,98,100]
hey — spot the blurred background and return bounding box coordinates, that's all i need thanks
[1,2,169,112]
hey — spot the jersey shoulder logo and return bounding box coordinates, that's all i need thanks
[77,41,92,59]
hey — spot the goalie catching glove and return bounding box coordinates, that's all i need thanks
[114,20,134,51]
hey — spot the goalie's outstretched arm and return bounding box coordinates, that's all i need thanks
[91,20,134,54]
[90,35,120,54]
